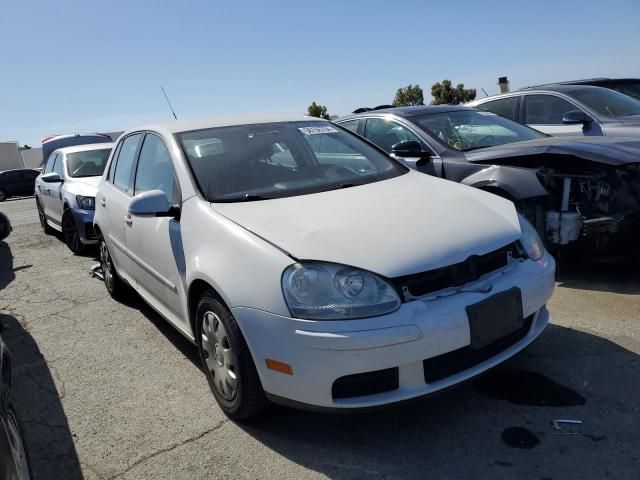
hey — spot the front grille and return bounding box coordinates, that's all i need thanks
[422,314,534,383]
[332,367,399,400]
[85,223,98,240]
[392,243,519,301]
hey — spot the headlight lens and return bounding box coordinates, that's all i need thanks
[76,195,95,210]
[282,262,401,320]
[518,214,545,261]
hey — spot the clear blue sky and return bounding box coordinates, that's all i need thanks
[1,0,639,145]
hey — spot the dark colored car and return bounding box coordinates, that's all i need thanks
[336,106,640,253]
[523,78,640,102]
[0,213,10,241]
[41,133,112,167]
[0,324,32,480]
[469,85,640,138]
[0,169,40,202]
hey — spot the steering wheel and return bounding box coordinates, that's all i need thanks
[323,164,360,179]
[474,135,496,148]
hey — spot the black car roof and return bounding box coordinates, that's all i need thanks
[522,78,640,89]
[517,83,611,93]
[341,104,473,120]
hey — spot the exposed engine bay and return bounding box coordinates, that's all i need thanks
[533,161,640,250]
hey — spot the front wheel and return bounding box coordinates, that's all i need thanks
[62,210,86,254]
[196,293,267,420]
[1,387,32,480]
[0,190,7,202]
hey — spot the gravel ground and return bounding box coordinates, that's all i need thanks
[1,196,639,480]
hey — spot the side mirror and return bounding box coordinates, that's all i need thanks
[562,109,592,125]
[391,140,429,158]
[41,172,63,183]
[128,190,180,219]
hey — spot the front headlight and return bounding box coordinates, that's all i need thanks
[76,195,95,210]
[282,262,401,320]
[518,214,545,260]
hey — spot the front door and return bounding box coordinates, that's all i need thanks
[524,94,588,136]
[97,133,143,288]
[43,154,66,226]
[126,133,187,330]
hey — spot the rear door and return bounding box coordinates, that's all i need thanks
[96,133,143,287]
[126,133,186,329]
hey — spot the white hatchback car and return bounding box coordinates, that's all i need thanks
[94,116,555,419]
[35,143,113,253]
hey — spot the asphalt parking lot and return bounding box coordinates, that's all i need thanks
[1,197,639,480]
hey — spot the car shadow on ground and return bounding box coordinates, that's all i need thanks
[555,255,640,294]
[233,324,639,479]
[1,242,83,480]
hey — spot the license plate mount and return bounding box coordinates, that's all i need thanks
[466,287,524,350]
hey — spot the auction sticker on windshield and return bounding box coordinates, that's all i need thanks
[298,126,339,135]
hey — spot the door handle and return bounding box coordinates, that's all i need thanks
[100,197,106,207]
[124,215,132,227]
[45,188,50,194]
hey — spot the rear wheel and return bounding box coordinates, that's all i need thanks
[36,198,53,234]
[99,236,130,300]
[196,292,267,420]
[62,209,86,254]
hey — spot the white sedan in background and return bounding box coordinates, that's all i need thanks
[35,143,113,253]
[93,116,555,419]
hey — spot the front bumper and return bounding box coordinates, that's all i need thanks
[232,252,556,409]
[70,208,98,245]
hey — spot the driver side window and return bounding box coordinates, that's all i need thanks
[364,118,423,153]
[134,134,179,204]
[52,154,65,177]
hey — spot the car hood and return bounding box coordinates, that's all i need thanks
[212,171,520,278]
[64,176,101,196]
[465,136,640,166]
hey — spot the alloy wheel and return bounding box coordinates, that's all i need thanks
[0,190,6,202]
[100,240,114,292]
[62,212,82,252]
[37,201,47,228]
[201,311,238,400]
[6,409,31,480]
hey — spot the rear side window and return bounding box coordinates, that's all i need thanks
[112,134,143,193]
[44,153,58,174]
[478,97,518,121]
[338,119,359,133]
[134,134,179,204]
[524,95,576,124]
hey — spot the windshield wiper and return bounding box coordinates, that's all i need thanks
[212,193,273,202]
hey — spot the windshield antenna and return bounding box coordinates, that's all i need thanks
[161,86,178,120]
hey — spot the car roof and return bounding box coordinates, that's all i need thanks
[42,133,112,144]
[0,168,40,173]
[340,104,473,120]
[125,114,323,136]
[522,78,640,88]
[53,142,114,155]
[516,84,608,93]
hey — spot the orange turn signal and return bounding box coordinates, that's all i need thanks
[265,359,294,375]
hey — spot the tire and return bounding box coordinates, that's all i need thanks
[99,236,130,300]
[35,198,53,234]
[62,209,86,254]
[1,386,32,480]
[196,292,267,420]
[0,190,6,202]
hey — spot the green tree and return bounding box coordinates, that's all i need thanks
[307,102,331,119]
[431,80,477,105]
[392,84,425,106]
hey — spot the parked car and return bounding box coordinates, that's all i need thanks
[94,116,555,419]
[522,78,640,101]
[468,84,640,138]
[35,143,113,253]
[0,324,32,480]
[336,106,640,253]
[41,133,112,167]
[0,212,10,241]
[0,169,40,202]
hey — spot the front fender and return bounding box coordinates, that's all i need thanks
[462,165,549,201]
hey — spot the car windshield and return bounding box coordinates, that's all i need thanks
[66,148,112,177]
[570,87,640,117]
[413,110,545,151]
[176,121,407,202]
[604,81,640,101]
